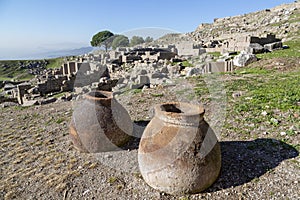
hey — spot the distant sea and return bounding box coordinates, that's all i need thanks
[0,47,95,60]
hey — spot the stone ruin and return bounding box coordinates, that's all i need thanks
[0,31,287,107]
[192,33,283,55]
[0,42,241,107]
[175,41,206,57]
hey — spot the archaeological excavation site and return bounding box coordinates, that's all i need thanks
[0,1,299,199]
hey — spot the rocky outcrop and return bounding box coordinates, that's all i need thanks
[189,1,300,42]
[233,51,258,67]
[264,41,283,52]
[246,43,265,54]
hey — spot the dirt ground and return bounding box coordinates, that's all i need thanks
[1,69,299,199]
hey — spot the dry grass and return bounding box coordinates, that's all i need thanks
[0,102,96,199]
[0,58,299,199]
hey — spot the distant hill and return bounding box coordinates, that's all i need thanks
[0,58,65,81]
[0,47,95,61]
[30,47,94,59]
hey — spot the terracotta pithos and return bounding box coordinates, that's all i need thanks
[138,102,221,195]
[69,90,132,153]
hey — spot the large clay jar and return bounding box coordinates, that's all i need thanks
[138,102,221,195]
[69,90,133,153]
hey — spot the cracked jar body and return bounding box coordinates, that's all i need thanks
[138,102,221,195]
[69,90,132,153]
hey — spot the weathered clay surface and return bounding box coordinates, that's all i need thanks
[138,102,221,195]
[69,90,133,153]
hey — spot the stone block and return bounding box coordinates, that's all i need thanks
[264,42,283,52]
[151,72,166,79]
[233,51,257,67]
[139,69,148,75]
[39,97,57,105]
[160,66,169,74]
[138,75,150,85]
[129,83,144,89]
[22,100,39,107]
[186,67,202,77]
[247,43,264,54]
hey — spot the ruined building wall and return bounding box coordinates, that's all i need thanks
[250,34,279,45]
[38,76,67,95]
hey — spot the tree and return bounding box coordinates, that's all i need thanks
[90,30,114,51]
[145,36,154,43]
[130,36,145,47]
[111,35,129,49]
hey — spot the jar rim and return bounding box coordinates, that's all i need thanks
[85,90,113,101]
[154,102,205,126]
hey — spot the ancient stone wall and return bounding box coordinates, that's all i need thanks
[37,76,67,95]
[17,83,32,104]
[176,42,205,56]
[74,65,109,87]
[250,34,280,46]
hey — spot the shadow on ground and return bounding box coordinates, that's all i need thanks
[206,138,299,192]
[97,121,298,190]
[122,120,150,150]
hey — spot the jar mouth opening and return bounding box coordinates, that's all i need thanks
[155,102,205,126]
[157,102,204,116]
[160,104,184,113]
[85,90,112,101]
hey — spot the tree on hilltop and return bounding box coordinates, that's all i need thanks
[90,30,114,52]
[111,35,129,49]
[130,36,145,47]
[145,36,154,43]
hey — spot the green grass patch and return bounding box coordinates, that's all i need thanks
[46,58,64,69]
[229,71,300,112]
[292,144,300,152]
[171,60,194,67]
[151,93,164,97]
[0,60,35,81]
[190,75,216,97]
[235,67,272,75]
[256,40,300,59]
[51,92,67,99]
[132,89,142,94]
[271,22,284,27]
[223,68,300,143]
[208,52,221,57]
[179,197,190,200]
[194,85,209,97]
[108,176,117,184]
[289,11,300,24]
[55,118,65,124]
[182,60,193,67]
[250,75,298,111]
[0,58,63,81]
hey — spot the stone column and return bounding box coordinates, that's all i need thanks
[69,62,76,74]
[62,63,69,76]
[75,62,78,73]
[17,86,23,105]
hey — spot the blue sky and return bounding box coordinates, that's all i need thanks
[0,0,295,59]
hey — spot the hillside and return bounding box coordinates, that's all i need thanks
[189,1,300,42]
[155,1,300,45]
[0,58,64,82]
